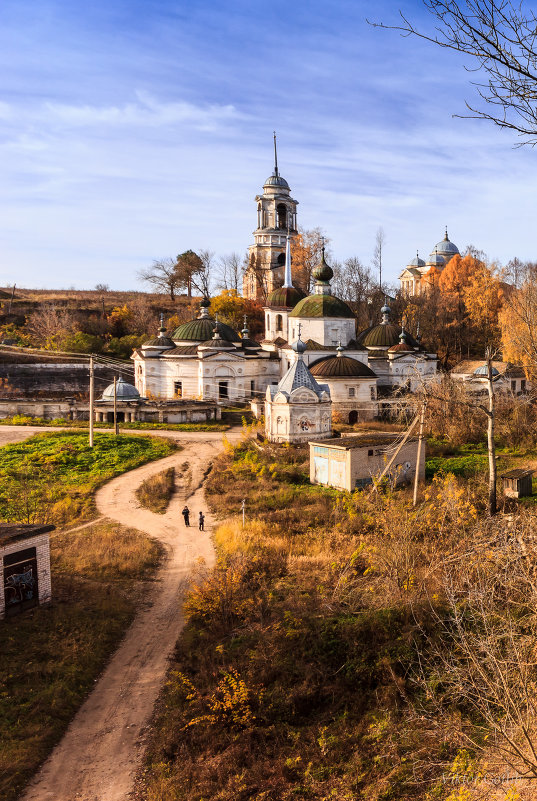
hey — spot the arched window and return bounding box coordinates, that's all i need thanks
[276,204,287,229]
[277,252,286,266]
[276,314,283,331]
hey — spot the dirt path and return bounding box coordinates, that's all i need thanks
[20,431,241,801]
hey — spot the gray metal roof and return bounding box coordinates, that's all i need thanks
[101,376,140,400]
[277,357,324,396]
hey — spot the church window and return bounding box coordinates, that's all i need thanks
[522,379,527,392]
[348,387,355,398]
[276,314,283,331]
[277,252,285,266]
[276,204,287,229]
[370,386,376,400]
[174,381,182,398]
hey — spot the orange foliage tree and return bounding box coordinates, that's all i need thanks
[290,227,330,293]
[500,268,537,379]
[210,290,264,339]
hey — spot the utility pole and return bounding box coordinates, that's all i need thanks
[413,402,427,507]
[89,355,94,448]
[113,376,118,436]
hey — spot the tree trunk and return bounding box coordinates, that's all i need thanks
[487,357,497,516]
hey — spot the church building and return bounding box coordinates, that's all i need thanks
[243,134,299,303]
[399,229,460,296]
[132,150,439,423]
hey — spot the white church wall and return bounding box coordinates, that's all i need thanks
[287,318,356,348]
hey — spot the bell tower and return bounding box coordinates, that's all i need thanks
[243,133,299,301]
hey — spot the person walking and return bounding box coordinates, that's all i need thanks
[182,505,190,527]
[198,511,205,531]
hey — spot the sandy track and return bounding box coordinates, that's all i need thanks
[20,431,240,801]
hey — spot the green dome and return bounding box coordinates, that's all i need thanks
[359,323,401,349]
[172,317,240,343]
[266,285,306,308]
[289,295,355,319]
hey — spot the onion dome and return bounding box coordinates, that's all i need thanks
[101,376,140,400]
[291,335,307,354]
[266,285,306,309]
[310,354,376,378]
[289,295,354,319]
[433,228,459,259]
[312,252,334,283]
[474,364,500,377]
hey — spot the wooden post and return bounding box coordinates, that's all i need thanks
[487,354,497,515]
[89,355,94,448]
[113,376,118,436]
[413,402,427,507]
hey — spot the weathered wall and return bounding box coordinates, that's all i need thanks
[0,363,119,397]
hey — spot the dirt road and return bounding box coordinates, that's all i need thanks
[19,430,240,801]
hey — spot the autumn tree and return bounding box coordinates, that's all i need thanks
[373,0,537,145]
[500,262,537,380]
[26,305,77,350]
[210,290,264,339]
[291,227,330,293]
[463,264,504,349]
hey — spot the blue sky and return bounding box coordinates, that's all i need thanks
[1,0,536,290]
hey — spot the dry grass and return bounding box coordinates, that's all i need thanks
[0,520,162,801]
[52,520,161,578]
[135,467,175,515]
[141,438,537,800]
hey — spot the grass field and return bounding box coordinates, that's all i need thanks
[0,415,228,432]
[0,431,177,526]
[0,520,162,801]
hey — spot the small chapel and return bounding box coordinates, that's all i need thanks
[132,148,439,426]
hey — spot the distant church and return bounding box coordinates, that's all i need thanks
[398,229,460,296]
[132,144,439,426]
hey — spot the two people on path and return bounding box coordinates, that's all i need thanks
[182,505,205,531]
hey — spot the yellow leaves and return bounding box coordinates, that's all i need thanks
[187,669,258,730]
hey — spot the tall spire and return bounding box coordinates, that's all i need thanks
[283,232,293,288]
[273,131,279,177]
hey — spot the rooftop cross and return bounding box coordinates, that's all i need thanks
[273,131,279,177]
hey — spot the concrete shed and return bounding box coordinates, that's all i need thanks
[1,524,54,619]
[309,432,425,492]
